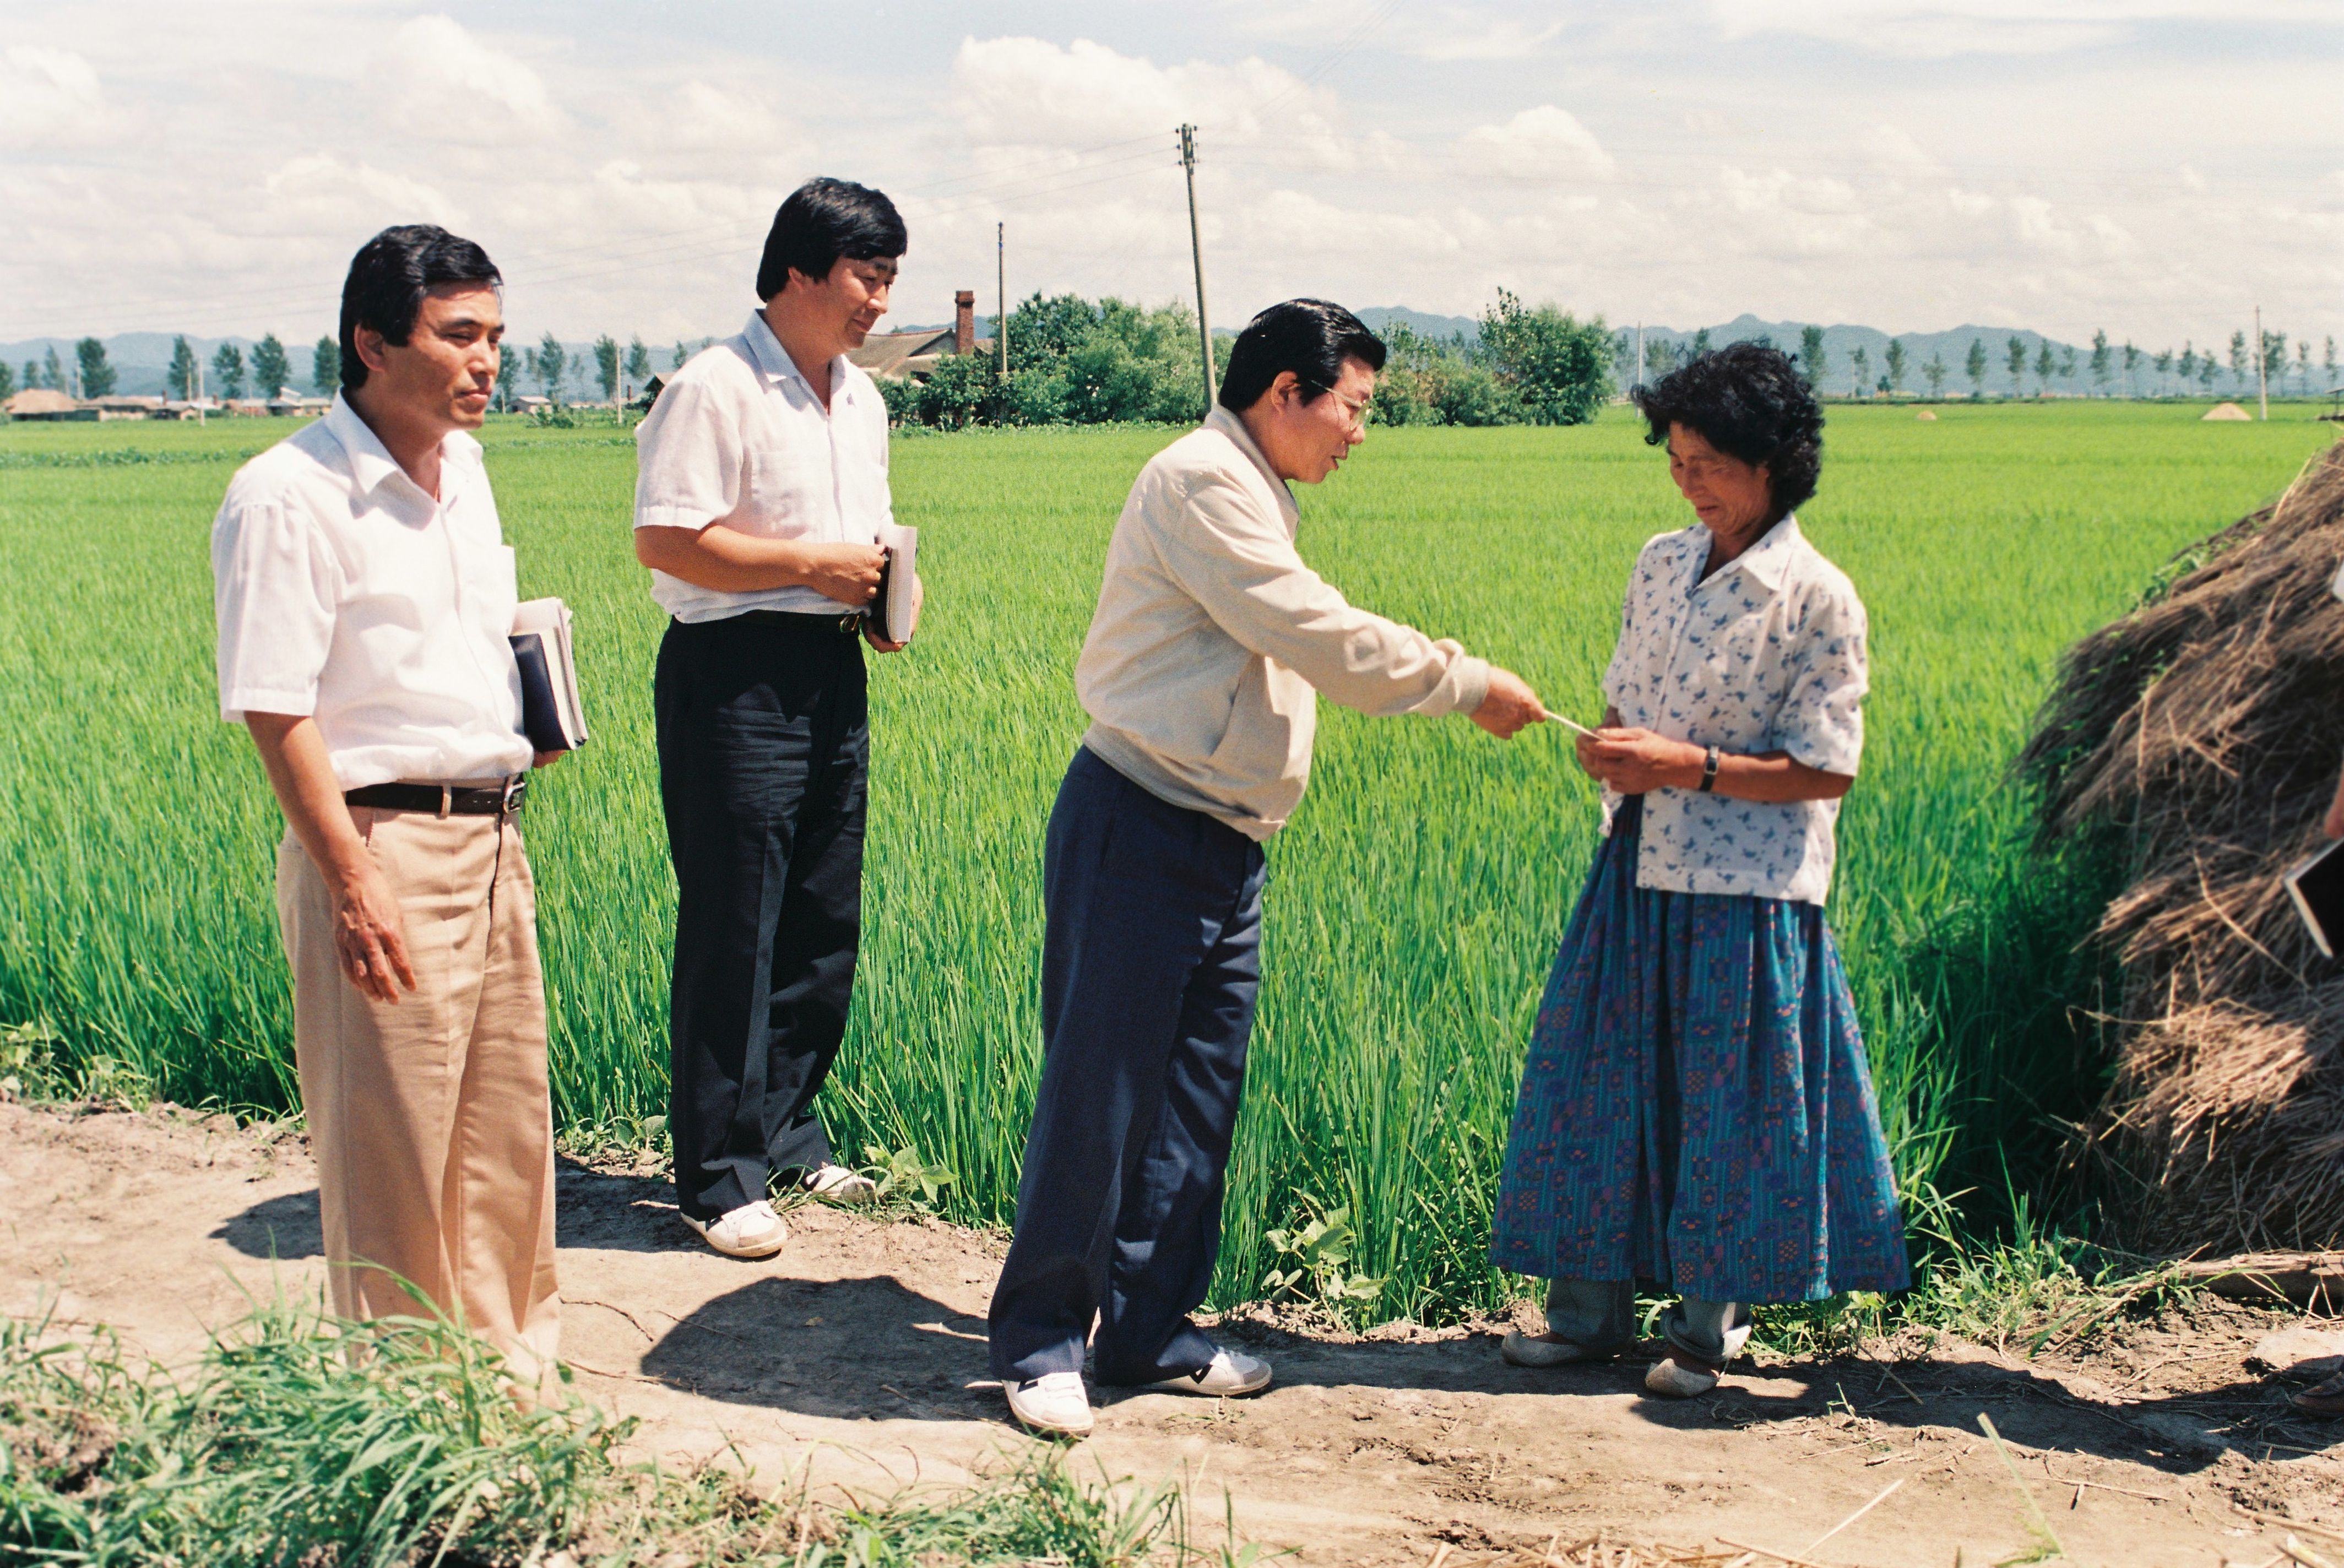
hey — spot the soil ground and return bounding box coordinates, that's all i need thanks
[4,1101,2341,1566]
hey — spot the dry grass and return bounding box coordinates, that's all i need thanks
[2022,438,2344,1252]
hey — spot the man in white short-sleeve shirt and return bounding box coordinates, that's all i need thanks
[210,225,563,1383]
[631,177,920,1261]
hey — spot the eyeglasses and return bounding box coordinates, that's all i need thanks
[1301,381,1373,431]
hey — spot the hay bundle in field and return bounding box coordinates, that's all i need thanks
[2024,440,2344,1253]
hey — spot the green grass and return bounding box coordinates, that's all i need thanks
[1,402,2332,1323]
[0,1300,1251,1565]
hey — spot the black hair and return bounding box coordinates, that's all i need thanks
[338,225,502,392]
[1218,299,1387,414]
[1630,341,1824,520]
[755,178,908,301]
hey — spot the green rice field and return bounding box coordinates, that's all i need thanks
[1,402,2333,1321]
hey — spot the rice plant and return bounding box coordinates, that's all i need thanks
[0,403,2330,1324]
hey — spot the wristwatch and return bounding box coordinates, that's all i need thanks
[1698,744,1721,793]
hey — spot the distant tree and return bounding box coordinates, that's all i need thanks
[536,332,567,400]
[625,335,653,393]
[75,338,116,398]
[2299,340,2313,396]
[496,340,522,411]
[593,334,621,402]
[2259,329,2287,396]
[2199,353,2218,392]
[0,361,12,400]
[168,335,199,400]
[251,334,291,400]
[1923,351,1947,398]
[671,340,689,371]
[211,343,246,400]
[22,360,39,393]
[1643,338,1679,380]
[2088,330,2110,397]
[2153,348,2173,395]
[2057,345,2077,384]
[2034,341,2057,396]
[1798,324,1827,388]
[1611,328,1637,384]
[1848,345,1869,398]
[2326,336,2338,392]
[1966,337,1988,398]
[1884,337,1908,396]
[1689,327,1712,360]
[1476,290,1613,425]
[312,336,339,395]
[2005,336,2026,397]
[2179,343,2198,388]
[2122,341,2140,398]
[2228,330,2248,389]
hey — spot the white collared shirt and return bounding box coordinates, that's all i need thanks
[210,394,533,791]
[631,310,894,622]
[1600,516,1868,905]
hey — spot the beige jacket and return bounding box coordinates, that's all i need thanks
[1076,407,1491,840]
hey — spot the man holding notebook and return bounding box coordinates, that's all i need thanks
[632,177,920,1260]
[211,225,565,1385]
[987,300,1547,1436]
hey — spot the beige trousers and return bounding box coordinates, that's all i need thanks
[276,805,561,1380]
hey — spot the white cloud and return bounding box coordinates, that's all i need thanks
[383,15,565,142]
[0,46,124,148]
[950,35,1339,147]
[262,155,468,231]
[1457,106,1615,181]
[1711,0,2344,57]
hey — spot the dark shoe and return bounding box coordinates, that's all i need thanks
[1501,1330,1625,1368]
[2292,1370,2344,1416]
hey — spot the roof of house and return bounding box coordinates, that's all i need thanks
[92,395,164,409]
[5,389,80,416]
[849,328,958,381]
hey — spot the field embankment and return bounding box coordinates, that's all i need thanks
[0,403,2334,1322]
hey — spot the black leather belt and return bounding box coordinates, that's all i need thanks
[739,608,866,636]
[345,777,527,817]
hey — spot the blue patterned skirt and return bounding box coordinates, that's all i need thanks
[1489,797,1910,1303]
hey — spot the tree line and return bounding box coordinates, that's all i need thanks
[1619,324,2341,400]
[887,289,1616,431]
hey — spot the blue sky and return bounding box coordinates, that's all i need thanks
[3,2,2337,355]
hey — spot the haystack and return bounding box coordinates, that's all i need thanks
[2203,402,2252,421]
[2023,440,2344,1254]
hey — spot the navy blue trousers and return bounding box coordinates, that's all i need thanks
[988,748,1267,1386]
[655,612,867,1224]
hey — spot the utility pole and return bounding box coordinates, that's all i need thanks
[1178,124,1216,414]
[2255,304,2268,421]
[997,222,1008,381]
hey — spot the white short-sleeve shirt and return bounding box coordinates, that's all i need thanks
[1599,516,1868,905]
[631,310,894,623]
[210,394,533,791]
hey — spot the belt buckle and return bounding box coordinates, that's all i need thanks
[500,775,527,818]
[437,784,452,820]
[838,611,861,636]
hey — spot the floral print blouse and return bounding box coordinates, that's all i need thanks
[1598,516,1867,905]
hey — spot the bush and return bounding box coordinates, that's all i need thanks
[1477,289,1613,426]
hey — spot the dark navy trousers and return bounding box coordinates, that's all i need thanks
[988,747,1268,1386]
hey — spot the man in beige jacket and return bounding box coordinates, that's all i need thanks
[989,299,1546,1435]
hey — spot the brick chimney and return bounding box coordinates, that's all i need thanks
[954,290,975,356]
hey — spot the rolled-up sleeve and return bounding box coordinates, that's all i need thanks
[212,495,337,721]
[1773,579,1867,777]
[1149,472,1490,719]
[633,377,744,531]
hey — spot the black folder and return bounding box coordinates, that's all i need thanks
[2285,839,2344,959]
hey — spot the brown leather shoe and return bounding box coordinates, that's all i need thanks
[2291,1370,2344,1416]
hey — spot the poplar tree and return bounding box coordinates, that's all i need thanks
[2088,330,2110,396]
[672,340,690,371]
[536,332,567,400]
[42,345,66,391]
[1799,324,1827,388]
[168,336,199,400]
[1884,337,1907,395]
[312,337,340,395]
[2005,337,2026,396]
[2035,341,2057,395]
[2228,330,2248,389]
[75,338,117,397]
[1923,352,1946,398]
[625,336,653,390]
[2154,349,2173,395]
[1849,345,1869,398]
[593,334,621,401]
[0,361,13,400]
[2122,341,2140,398]
[211,343,246,400]
[1966,338,1987,398]
[252,334,291,400]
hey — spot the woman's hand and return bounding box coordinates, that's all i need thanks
[1574,726,1704,795]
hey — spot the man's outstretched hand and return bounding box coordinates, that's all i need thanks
[1471,666,1547,739]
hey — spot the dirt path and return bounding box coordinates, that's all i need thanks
[3,1102,2339,1565]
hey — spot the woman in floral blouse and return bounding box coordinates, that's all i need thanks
[1489,342,1907,1398]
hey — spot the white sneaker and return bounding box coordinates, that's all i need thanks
[1147,1348,1272,1398]
[1004,1371,1094,1437]
[1643,1350,1723,1398]
[800,1163,879,1204]
[680,1199,788,1259]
